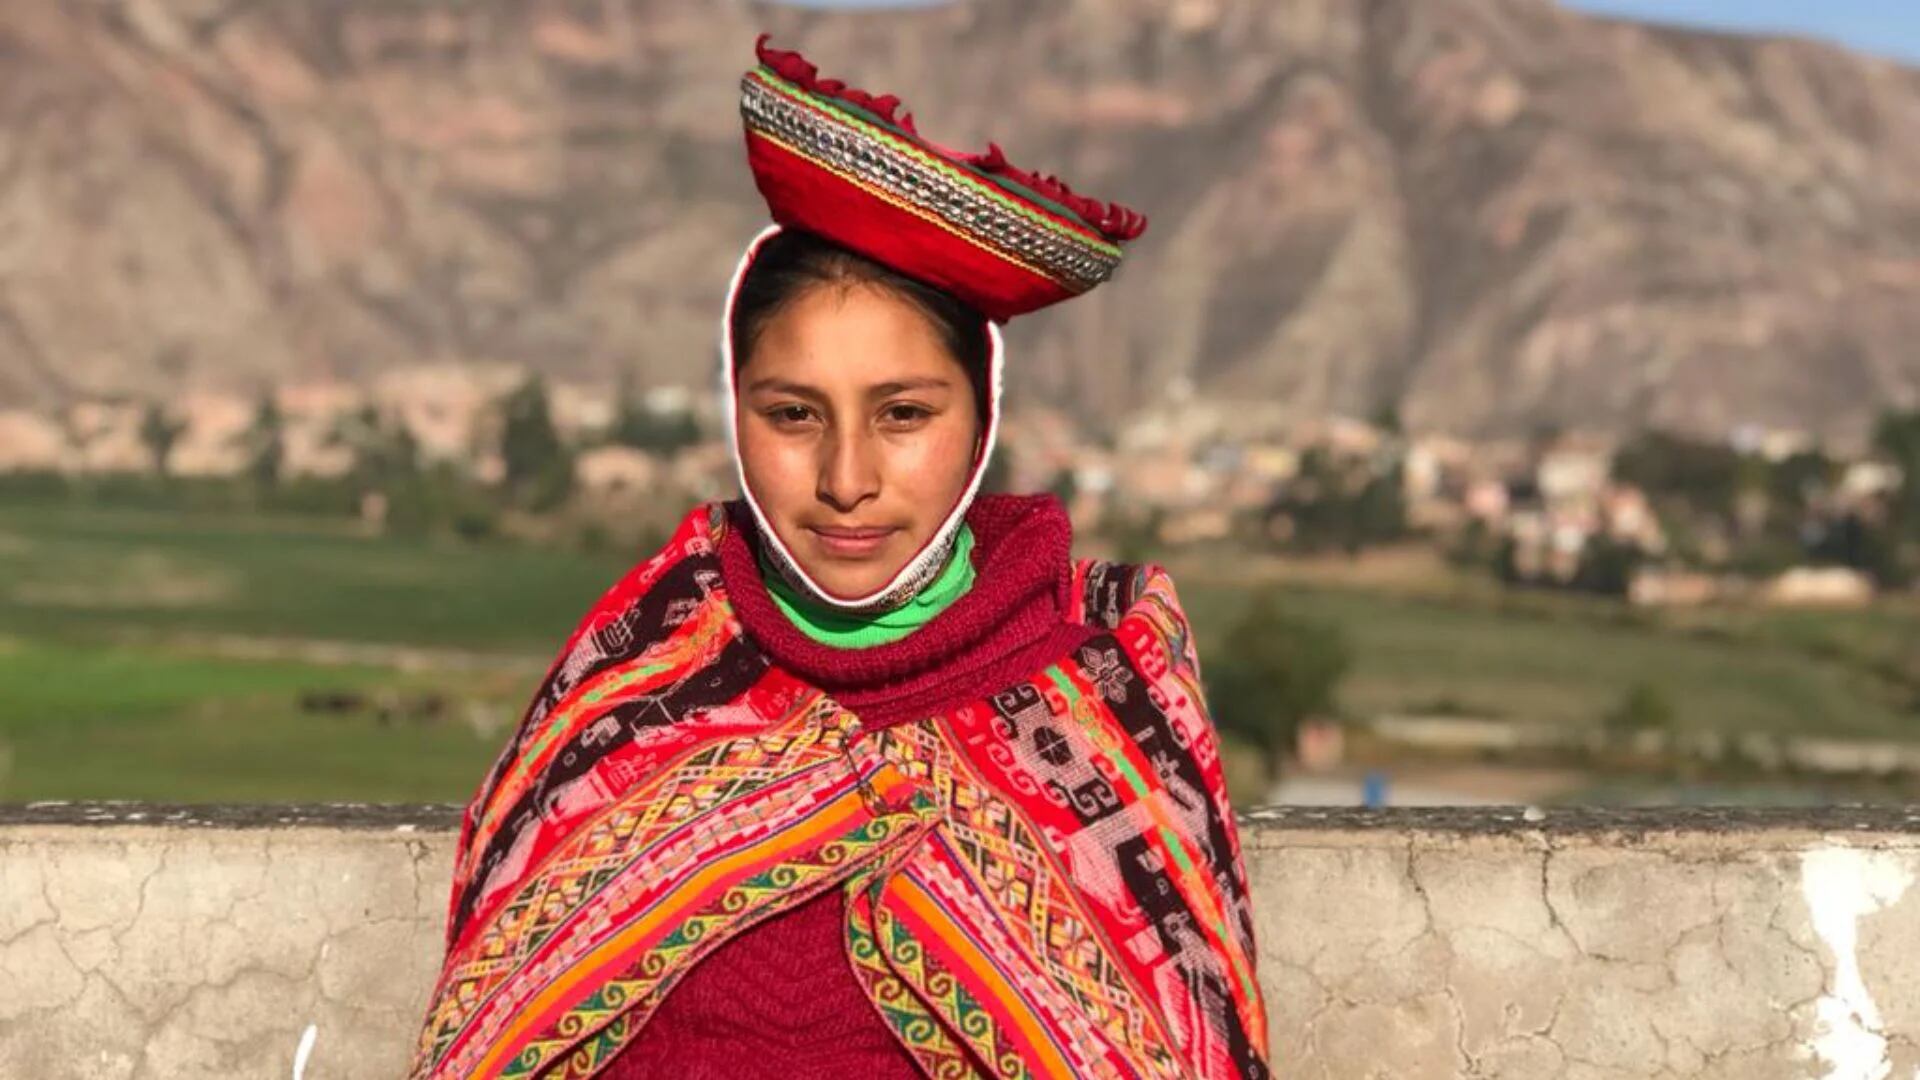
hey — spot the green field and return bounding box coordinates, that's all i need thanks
[1,503,1915,802]
[1176,577,1920,740]
[0,504,621,650]
[0,504,625,801]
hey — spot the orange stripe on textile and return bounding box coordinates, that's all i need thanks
[469,780,892,1079]
[934,698,1190,1073]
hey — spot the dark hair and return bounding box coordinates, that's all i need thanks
[730,230,991,425]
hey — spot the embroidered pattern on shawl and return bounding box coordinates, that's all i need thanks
[410,504,1269,1080]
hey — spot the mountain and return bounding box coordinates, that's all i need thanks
[2,0,1917,442]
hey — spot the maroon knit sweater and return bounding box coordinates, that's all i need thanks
[599,494,1087,1078]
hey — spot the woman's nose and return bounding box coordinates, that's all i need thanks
[817,427,880,512]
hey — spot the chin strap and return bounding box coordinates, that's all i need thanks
[719,223,1005,614]
[754,513,962,616]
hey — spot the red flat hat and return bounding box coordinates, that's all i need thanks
[740,36,1147,323]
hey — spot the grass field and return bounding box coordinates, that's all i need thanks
[0,504,624,801]
[0,639,524,801]
[1176,577,1920,740]
[0,504,621,650]
[1,503,1915,802]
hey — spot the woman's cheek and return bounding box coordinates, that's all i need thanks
[741,429,810,513]
[778,442,827,512]
[892,423,975,503]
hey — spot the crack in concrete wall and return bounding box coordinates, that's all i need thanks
[1,823,448,1079]
[0,807,1916,1078]
[1242,815,1920,1080]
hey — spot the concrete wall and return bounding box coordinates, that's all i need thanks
[2,803,1917,1079]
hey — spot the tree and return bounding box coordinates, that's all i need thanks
[1203,593,1351,778]
[1810,511,1906,588]
[609,378,702,455]
[336,405,420,491]
[612,407,701,455]
[1613,431,1743,518]
[138,402,185,477]
[497,375,573,510]
[1047,467,1079,508]
[1370,402,1405,438]
[1350,464,1408,551]
[1768,449,1837,518]
[1605,681,1676,737]
[1265,449,1406,555]
[1872,409,1920,534]
[239,393,284,491]
[1573,534,1644,596]
[1106,506,1164,564]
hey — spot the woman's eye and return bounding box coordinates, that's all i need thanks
[880,404,931,427]
[766,404,815,426]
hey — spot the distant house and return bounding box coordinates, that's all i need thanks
[669,442,736,502]
[1745,426,1815,464]
[373,363,523,465]
[1403,437,1471,501]
[1839,461,1902,505]
[0,410,66,472]
[1628,566,1720,607]
[1122,452,1214,508]
[1535,442,1611,506]
[551,384,619,438]
[1241,444,1299,484]
[279,381,363,423]
[1404,436,1476,531]
[1317,416,1384,458]
[1464,478,1510,524]
[281,418,355,479]
[1763,566,1875,608]
[170,393,253,477]
[574,445,659,497]
[1506,506,1596,584]
[1072,459,1116,499]
[1600,483,1666,553]
[1157,507,1233,546]
[65,402,147,473]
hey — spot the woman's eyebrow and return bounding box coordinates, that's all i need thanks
[744,377,827,402]
[868,376,952,397]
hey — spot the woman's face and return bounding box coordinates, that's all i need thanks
[736,282,982,600]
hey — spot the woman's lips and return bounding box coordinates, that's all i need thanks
[806,525,899,558]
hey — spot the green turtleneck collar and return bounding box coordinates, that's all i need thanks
[762,526,976,649]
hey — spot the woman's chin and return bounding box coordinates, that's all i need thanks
[795,562,896,600]
[790,545,912,600]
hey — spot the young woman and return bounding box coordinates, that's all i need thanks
[410,37,1270,1080]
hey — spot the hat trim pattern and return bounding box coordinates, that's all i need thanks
[747,125,1061,293]
[761,79,1107,239]
[747,67,1120,255]
[752,35,1146,244]
[743,69,1123,297]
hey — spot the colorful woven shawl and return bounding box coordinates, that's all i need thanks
[409,503,1271,1079]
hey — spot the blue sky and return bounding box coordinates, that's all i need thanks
[786,1,1920,66]
[1562,1,1920,64]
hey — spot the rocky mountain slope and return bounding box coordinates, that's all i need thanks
[2,0,1917,441]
